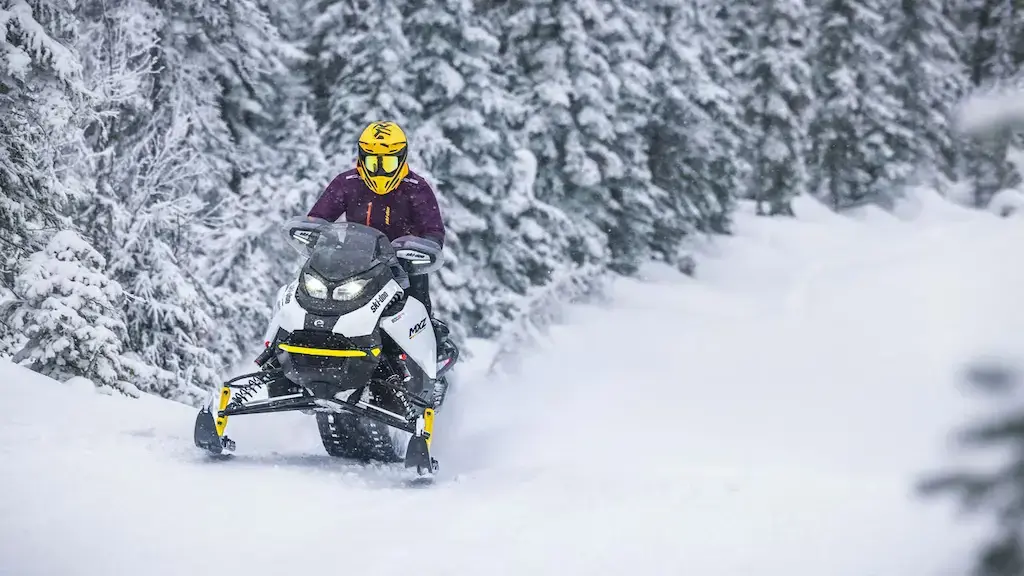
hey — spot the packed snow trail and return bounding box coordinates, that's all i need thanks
[2,193,1021,576]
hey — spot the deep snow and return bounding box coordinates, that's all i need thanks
[3,193,1022,576]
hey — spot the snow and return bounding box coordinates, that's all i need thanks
[2,193,1020,575]
[956,86,1024,136]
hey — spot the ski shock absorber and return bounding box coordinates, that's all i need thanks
[392,387,417,422]
[227,373,269,409]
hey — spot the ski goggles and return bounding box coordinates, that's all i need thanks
[358,147,407,176]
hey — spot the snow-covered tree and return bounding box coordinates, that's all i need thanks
[307,0,420,164]
[500,0,660,271]
[9,230,137,396]
[885,0,966,187]
[600,1,660,275]
[737,0,814,215]
[647,0,743,265]
[185,0,329,359]
[955,0,1023,206]
[809,0,906,209]
[1,0,85,356]
[401,0,516,335]
[70,0,225,401]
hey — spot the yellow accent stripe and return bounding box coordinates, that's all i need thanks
[278,343,368,357]
[423,408,435,448]
[385,206,390,225]
[215,386,231,436]
[372,347,381,357]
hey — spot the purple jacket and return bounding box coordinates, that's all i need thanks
[308,168,446,246]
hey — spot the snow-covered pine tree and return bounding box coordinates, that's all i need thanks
[306,0,420,165]
[0,0,86,357]
[501,0,652,271]
[647,0,743,267]
[9,230,138,396]
[737,0,814,215]
[187,0,329,361]
[885,0,967,188]
[599,0,660,275]
[714,2,760,203]
[809,0,905,210]
[401,0,517,336]
[955,0,1023,207]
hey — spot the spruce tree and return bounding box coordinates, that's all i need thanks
[956,0,1023,206]
[1,0,85,357]
[648,0,742,266]
[307,0,419,164]
[809,0,904,209]
[10,230,138,396]
[192,0,329,359]
[737,0,813,215]
[501,0,656,270]
[886,0,966,186]
[402,0,516,335]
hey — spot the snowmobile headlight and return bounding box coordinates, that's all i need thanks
[303,273,328,299]
[332,278,369,301]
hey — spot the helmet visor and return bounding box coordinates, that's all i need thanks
[359,148,406,176]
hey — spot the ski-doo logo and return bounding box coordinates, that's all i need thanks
[313,318,325,328]
[369,291,389,313]
[397,249,430,262]
[409,318,427,339]
[291,230,315,246]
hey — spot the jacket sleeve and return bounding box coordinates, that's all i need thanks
[410,180,446,247]
[307,174,347,222]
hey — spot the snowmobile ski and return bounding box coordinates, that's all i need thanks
[193,386,236,455]
[404,408,438,475]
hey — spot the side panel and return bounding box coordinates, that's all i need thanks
[332,279,403,337]
[381,297,436,379]
[263,281,303,342]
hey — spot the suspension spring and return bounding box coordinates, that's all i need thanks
[391,385,417,421]
[227,373,269,409]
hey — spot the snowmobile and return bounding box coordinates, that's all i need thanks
[193,217,459,475]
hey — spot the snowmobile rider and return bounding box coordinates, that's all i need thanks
[307,120,452,346]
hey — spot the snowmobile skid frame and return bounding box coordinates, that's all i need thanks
[193,369,438,475]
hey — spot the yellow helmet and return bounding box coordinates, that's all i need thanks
[355,121,409,195]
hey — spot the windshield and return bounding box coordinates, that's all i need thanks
[282,217,395,281]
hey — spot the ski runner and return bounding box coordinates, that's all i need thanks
[307,121,455,359]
